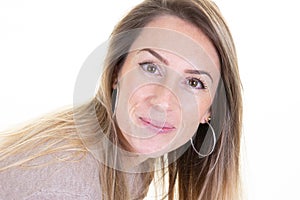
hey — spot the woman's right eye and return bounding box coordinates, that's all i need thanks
[139,62,161,76]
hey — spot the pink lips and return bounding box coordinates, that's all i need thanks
[139,117,176,134]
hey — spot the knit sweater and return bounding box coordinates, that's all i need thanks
[0,152,102,200]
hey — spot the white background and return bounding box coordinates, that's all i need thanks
[1,0,299,199]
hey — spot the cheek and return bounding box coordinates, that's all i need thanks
[170,99,211,149]
[128,87,152,105]
[127,86,154,114]
[196,98,212,117]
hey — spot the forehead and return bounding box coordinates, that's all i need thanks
[143,15,220,69]
[124,16,220,77]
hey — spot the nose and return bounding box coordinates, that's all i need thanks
[150,85,178,112]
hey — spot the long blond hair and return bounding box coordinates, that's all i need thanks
[0,0,243,199]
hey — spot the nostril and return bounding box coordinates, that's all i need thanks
[148,105,167,125]
[148,104,167,115]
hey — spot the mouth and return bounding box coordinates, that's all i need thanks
[138,117,176,134]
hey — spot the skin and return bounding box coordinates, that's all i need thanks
[115,15,220,155]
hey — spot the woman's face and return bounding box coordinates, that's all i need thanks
[115,15,220,156]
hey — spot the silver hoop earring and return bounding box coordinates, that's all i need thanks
[190,121,216,158]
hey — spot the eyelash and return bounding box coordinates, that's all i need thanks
[185,77,207,90]
[139,62,162,76]
[139,62,207,90]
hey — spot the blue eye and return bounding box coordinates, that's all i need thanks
[186,77,207,90]
[139,62,161,75]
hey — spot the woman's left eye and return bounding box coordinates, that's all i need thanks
[186,77,207,90]
[139,62,161,75]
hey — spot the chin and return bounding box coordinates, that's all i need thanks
[124,133,179,157]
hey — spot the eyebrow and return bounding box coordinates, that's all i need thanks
[138,48,213,82]
[137,48,169,65]
[184,69,213,82]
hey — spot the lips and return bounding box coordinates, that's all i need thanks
[138,117,176,134]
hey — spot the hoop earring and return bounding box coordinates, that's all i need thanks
[190,121,216,158]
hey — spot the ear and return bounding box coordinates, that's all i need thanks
[200,110,211,124]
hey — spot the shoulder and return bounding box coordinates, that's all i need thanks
[0,151,102,200]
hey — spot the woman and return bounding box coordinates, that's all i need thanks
[0,0,243,199]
